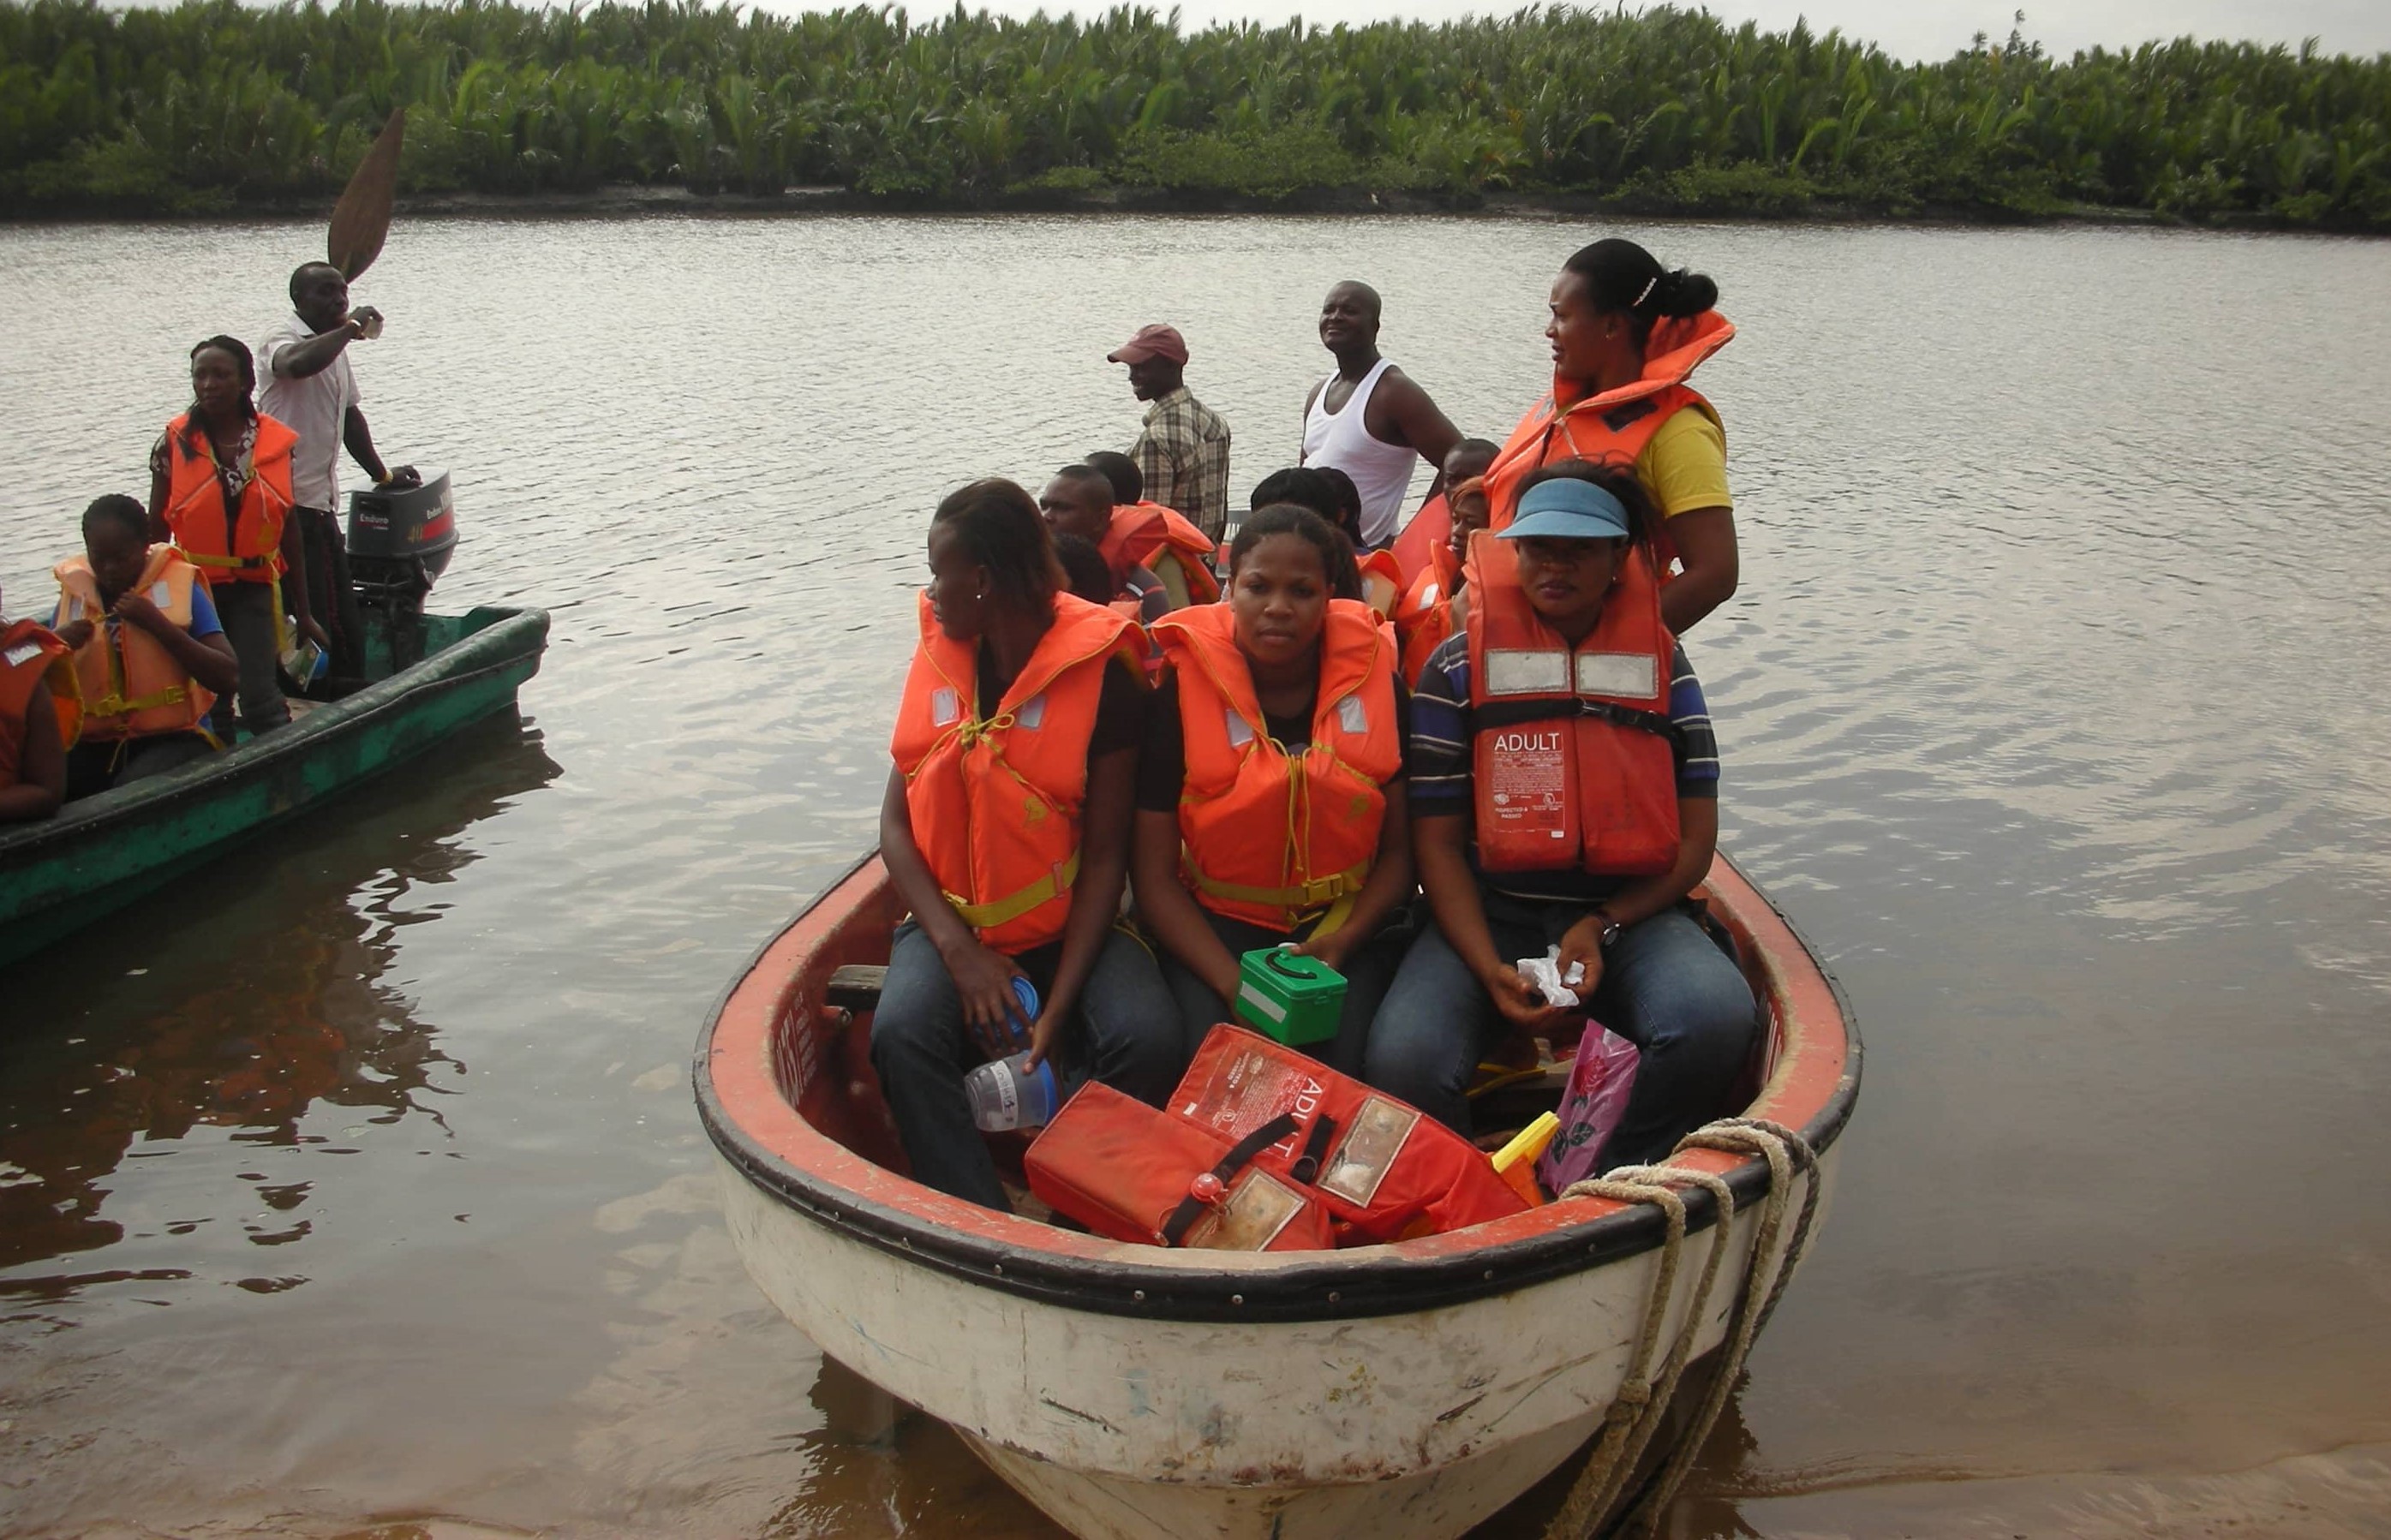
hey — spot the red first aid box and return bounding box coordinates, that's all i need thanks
[1025,1081,1336,1251]
[1169,1025,1529,1245]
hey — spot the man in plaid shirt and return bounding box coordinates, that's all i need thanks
[1108,325,1233,544]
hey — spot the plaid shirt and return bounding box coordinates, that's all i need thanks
[1131,386,1232,542]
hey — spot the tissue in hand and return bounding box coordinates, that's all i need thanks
[1515,945,1587,1009]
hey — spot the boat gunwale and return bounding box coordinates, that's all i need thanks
[0,604,547,864]
[696,849,1861,1323]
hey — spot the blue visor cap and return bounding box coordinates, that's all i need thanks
[1498,478,1632,542]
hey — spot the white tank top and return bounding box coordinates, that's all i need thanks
[1301,357,1420,547]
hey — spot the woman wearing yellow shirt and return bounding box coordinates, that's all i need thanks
[1484,238,1738,635]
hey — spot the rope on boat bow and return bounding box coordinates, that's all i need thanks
[1541,1117,1821,1540]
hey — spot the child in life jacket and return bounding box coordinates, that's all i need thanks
[52,495,237,798]
[1394,438,1497,685]
[1132,504,1414,1077]
[0,578,75,823]
[1040,465,1171,622]
[876,478,1183,1210]
[1364,462,1758,1168]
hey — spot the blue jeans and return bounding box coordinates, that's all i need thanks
[869,920,1183,1210]
[1153,909,1411,1077]
[1364,895,1758,1168]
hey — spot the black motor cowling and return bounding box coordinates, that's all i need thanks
[346,470,457,675]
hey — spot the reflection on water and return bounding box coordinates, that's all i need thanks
[0,717,555,1292]
[0,215,2388,1538]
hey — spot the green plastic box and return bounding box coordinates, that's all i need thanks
[1234,947,1347,1048]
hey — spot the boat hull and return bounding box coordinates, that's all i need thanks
[698,852,1856,1540]
[717,1139,1836,1540]
[0,605,547,968]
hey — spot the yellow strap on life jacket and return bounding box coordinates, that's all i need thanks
[88,683,189,718]
[1181,862,1368,917]
[945,849,1080,932]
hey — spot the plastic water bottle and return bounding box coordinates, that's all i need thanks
[965,1052,1061,1132]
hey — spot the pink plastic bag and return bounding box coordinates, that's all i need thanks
[1536,1023,1641,1195]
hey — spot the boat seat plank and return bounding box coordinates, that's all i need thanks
[827,964,888,1012]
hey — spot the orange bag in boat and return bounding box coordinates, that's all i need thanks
[1169,1026,1529,1245]
[1025,1081,1336,1251]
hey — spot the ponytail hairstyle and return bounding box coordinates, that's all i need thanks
[930,477,1061,612]
[1514,458,1659,553]
[1228,503,1363,602]
[1560,239,1719,349]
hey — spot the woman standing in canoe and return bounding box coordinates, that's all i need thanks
[1483,239,1739,635]
[876,478,1181,1209]
[146,335,321,738]
[1132,504,1414,1075]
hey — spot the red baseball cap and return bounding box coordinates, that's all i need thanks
[1107,324,1188,365]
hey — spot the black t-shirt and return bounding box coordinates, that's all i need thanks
[977,646,1144,769]
[1136,667,1409,812]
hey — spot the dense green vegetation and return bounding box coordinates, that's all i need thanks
[3,0,2386,225]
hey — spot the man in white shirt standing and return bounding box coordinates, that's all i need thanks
[257,262,414,682]
[1299,280,1461,552]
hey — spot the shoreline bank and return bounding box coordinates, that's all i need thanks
[3,183,2369,234]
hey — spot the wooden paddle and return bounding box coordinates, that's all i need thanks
[327,110,407,281]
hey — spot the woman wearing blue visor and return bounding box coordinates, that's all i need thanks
[1366,461,1757,1168]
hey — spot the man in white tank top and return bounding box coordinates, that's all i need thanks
[1299,281,1461,549]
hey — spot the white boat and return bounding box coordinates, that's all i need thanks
[696,851,1859,1539]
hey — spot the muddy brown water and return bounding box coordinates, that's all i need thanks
[3,216,2388,1538]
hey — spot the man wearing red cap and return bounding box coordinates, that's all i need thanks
[1108,324,1232,545]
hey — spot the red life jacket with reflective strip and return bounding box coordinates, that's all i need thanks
[54,548,217,742]
[1394,540,1460,686]
[1151,600,1398,934]
[159,411,299,583]
[0,618,81,782]
[1357,546,1404,620]
[1104,501,1221,607]
[1463,529,1681,876]
[888,593,1142,953]
[1484,312,1733,575]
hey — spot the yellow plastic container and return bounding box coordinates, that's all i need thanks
[1488,1112,1560,1206]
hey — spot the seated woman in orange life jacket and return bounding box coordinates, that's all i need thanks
[1364,462,1758,1169]
[1131,504,1414,1077]
[875,477,1183,1210]
[52,494,238,798]
[0,576,75,824]
[1038,464,1171,623]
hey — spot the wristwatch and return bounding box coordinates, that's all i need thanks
[1593,909,1623,950]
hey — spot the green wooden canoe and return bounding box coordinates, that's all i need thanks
[0,605,548,970]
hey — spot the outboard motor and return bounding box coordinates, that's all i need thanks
[346,471,456,674]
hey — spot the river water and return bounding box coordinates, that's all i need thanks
[2,214,2388,1538]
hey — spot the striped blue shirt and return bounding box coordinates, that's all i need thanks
[1407,632,1719,903]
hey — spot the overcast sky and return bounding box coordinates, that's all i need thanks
[958,0,2391,63]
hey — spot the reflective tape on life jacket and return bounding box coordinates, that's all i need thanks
[1484,311,1733,573]
[889,591,1142,953]
[0,618,83,766]
[1150,600,1399,934]
[1464,528,1682,876]
[1104,501,1222,608]
[53,547,217,742]
[160,411,298,582]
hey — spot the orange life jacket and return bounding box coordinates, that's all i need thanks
[1464,529,1681,876]
[1104,501,1222,607]
[53,547,218,743]
[1483,312,1733,574]
[889,592,1143,953]
[1151,600,1399,934]
[0,618,83,780]
[1357,546,1404,620]
[159,410,300,583]
[1395,541,1461,686]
